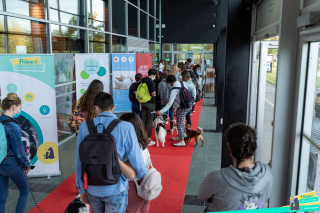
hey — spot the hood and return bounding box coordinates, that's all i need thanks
[0,114,18,124]
[221,162,271,194]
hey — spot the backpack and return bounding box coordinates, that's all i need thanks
[134,162,162,201]
[0,120,12,164]
[195,88,201,102]
[136,82,152,103]
[172,81,195,109]
[79,119,122,186]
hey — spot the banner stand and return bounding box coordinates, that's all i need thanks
[27,171,61,179]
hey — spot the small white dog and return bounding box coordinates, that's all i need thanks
[153,114,168,147]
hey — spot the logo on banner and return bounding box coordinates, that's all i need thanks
[37,142,59,164]
[40,105,50,115]
[80,89,86,94]
[129,57,135,62]
[24,92,35,102]
[83,58,100,75]
[121,57,127,62]
[114,57,120,62]
[138,65,149,75]
[6,84,17,93]
[10,57,45,72]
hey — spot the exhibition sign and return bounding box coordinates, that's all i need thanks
[136,53,153,77]
[75,54,110,101]
[112,53,136,112]
[0,55,60,178]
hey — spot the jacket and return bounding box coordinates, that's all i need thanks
[0,114,30,169]
[129,81,140,104]
[158,79,172,106]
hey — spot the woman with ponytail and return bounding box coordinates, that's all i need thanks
[199,123,273,212]
[0,93,30,213]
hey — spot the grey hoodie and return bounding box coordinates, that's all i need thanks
[199,162,273,212]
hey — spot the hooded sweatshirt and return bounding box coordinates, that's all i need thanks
[199,162,273,212]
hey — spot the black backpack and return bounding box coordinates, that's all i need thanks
[79,119,122,186]
[172,81,195,109]
[195,88,201,102]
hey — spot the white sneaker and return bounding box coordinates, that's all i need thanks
[173,141,186,147]
[148,140,156,146]
[172,136,180,141]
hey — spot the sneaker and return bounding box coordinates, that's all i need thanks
[172,136,180,141]
[192,110,195,113]
[173,141,186,147]
[148,140,156,146]
[190,113,193,115]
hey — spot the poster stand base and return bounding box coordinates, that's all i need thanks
[27,171,61,179]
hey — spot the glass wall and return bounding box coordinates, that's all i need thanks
[0,0,161,142]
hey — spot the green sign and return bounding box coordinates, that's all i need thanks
[165,58,170,61]
[269,4,274,12]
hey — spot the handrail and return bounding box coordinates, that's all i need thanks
[303,132,320,152]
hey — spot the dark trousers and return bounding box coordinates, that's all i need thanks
[132,103,142,120]
[141,103,155,138]
[162,105,174,129]
[186,111,191,126]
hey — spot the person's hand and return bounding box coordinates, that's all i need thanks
[80,193,90,204]
[133,91,136,94]
[156,111,162,116]
[24,167,31,175]
[152,92,156,97]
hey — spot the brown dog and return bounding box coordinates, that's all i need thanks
[185,124,204,147]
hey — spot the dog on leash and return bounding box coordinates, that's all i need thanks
[64,194,89,213]
[153,114,168,147]
[171,120,178,135]
[185,124,204,147]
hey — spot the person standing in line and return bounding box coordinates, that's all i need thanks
[182,72,196,126]
[158,70,174,131]
[156,73,196,147]
[129,73,143,120]
[170,64,180,81]
[140,69,157,146]
[68,79,104,135]
[154,70,162,112]
[119,113,152,213]
[199,123,273,212]
[75,92,147,213]
[0,93,31,213]
[158,59,164,75]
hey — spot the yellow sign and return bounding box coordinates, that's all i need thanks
[37,142,59,164]
[10,57,41,66]
[24,92,35,102]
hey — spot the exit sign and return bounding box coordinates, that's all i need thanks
[269,4,274,12]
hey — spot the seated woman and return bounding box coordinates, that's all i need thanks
[199,123,273,212]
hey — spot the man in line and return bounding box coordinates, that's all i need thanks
[129,73,143,120]
[75,92,147,212]
[156,73,196,147]
[183,71,196,125]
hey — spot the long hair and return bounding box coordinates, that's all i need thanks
[119,113,148,150]
[79,79,104,120]
[170,64,179,77]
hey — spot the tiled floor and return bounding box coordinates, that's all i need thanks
[4,94,221,213]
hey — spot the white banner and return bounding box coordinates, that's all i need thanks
[0,55,60,178]
[75,54,110,101]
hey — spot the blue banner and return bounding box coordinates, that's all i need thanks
[112,54,136,112]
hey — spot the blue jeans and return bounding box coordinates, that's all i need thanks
[162,105,174,129]
[131,103,142,120]
[88,190,128,213]
[0,156,29,213]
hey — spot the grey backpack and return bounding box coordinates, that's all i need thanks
[134,162,162,201]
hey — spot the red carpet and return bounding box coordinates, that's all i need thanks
[30,100,203,213]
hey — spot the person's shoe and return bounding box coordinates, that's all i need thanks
[190,113,193,115]
[192,110,195,113]
[173,141,186,147]
[172,136,180,141]
[148,140,156,146]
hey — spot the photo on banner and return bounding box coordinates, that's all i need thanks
[75,54,110,101]
[136,53,153,77]
[0,55,60,178]
[112,53,136,112]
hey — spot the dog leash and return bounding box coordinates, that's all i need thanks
[156,114,195,131]
[25,173,44,213]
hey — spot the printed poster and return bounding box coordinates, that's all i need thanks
[136,53,153,77]
[0,55,60,178]
[112,54,136,112]
[75,54,110,101]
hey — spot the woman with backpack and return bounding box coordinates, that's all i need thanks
[0,93,31,213]
[119,113,151,213]
[68,79,104,135]
[199,123,273,212]
[159,70,174,131]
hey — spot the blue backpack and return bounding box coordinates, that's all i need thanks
[0,120,11,163]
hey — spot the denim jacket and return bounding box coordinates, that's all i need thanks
[0,114,30,169]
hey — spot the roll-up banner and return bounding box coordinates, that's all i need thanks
[0,55,60,178]
[112,54,136,112]
[75,54,110,101]
[136,53,153,77]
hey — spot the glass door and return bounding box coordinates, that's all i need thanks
[298,42,320,196]
[174,53,187,65]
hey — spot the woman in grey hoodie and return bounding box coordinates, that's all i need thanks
[199,123,273,212]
